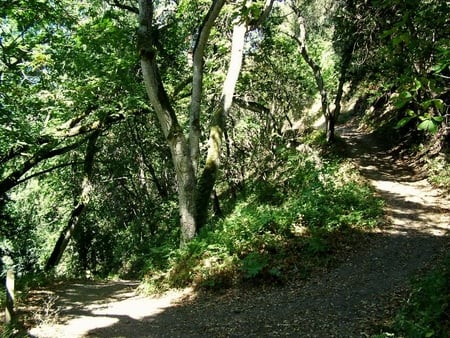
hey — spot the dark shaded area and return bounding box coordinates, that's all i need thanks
[341,125,423,182]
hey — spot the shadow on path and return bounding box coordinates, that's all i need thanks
[27,123,450,338]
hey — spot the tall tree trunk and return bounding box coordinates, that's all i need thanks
[291,4,356,144]
[190,0,226,175]
[328,44,354,143]
[195,24,247,231]
[139,0,197,246]
[140,53,197,246]
[45,130,100,271]
[326,0,356,143]
[138,1,272,240]
[5,270,15,324]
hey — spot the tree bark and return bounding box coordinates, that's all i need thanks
[5,269,15,324]
[290,5,356,144]
[326,0,356,143]
[328,44,354,143]
[195,23,247,231]
[138,1,272,239]
[326,115,336,144]
[0,140,85,197]
[139,0,197,246]
[190,0,226,175]
[45,130,100,271]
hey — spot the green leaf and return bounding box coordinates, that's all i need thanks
[417,119,438,133]
[393,91,413,109]
[393,33,409,47]
[395,116,414,129]
[405,109,415,117]
[432,116,444,123]
[418,114,428,121]
[380,28,395,39]
[431,62,449,74]
[396,110,416,128]
[413,78,422,91]
[422,99,444,112]
[241,252,268,278]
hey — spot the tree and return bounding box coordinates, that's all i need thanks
[0,1,142,196]
[45,129,100,271]
[1,0,154,272]
[332,0,449,141]
[137,0,274,245]
[283,0,356,143]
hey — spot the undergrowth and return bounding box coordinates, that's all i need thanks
[141,147,384,292]
[374,254,450,338]
[426,152,450,192]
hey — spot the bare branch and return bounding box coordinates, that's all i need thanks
[234,97,270,114]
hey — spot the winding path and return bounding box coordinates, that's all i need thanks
[27,124,450,337]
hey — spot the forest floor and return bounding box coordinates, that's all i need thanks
[22,119,450,337]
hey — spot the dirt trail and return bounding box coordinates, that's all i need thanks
[26,125,449,337]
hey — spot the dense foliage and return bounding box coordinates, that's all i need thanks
[0,1,448,334]
[140,148,383,291]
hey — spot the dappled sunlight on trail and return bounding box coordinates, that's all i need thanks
[339,123,450,238]
[372,178,450,236]
[25,121,449,337]
[27,282,195,338]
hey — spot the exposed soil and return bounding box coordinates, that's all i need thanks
[22,121,450,337]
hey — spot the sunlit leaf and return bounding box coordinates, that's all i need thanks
[431,62,449,74]
[413,78,422,91]
[422,99,444,112]
[417,119,438,133]
[432,116,444,123]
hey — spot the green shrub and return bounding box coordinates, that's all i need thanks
[391,255,450,337]
[140,149,384,292]
[427,153,450,192]
[241,252,269,278]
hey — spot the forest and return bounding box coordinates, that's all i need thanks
[1,0,449,336]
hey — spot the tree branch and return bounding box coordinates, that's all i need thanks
[45,130,101,271]
[15,161,85,186]
[1,108,151,167]
[250,0,276,28]
[108,0,139,14]
[234,97,270,114]
[0,138,87,195]
[190,0,226,174]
